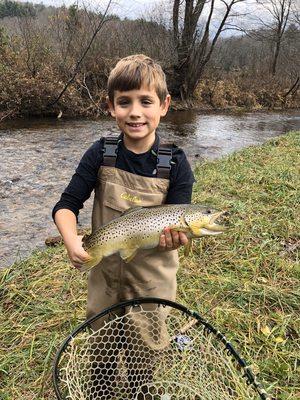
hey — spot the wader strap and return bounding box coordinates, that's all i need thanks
[103,136,119,167]
[103,136,173,178]
[156,144,173,179]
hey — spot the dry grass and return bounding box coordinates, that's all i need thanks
[0,131,299,399]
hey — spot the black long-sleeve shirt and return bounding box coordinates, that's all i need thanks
[52,134,195,220]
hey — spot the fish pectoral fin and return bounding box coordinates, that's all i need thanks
[184,239,193,256]
[188,223,201,237]
[119,247,138,263]
[168,225,190,233]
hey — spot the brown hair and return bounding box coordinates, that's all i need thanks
[107,54,168,104]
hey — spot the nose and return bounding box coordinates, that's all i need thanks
[129,102,142,119]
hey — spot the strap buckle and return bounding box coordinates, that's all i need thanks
[157,148,172,169]
[103,143,118,157]
[157,147,172,179]
[103,136,119,167]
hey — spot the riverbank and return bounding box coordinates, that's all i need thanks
[1,74,299,122]
[2,103,299,123]
[0,132,299,399]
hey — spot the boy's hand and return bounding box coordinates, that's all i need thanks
[66,235,91,269]
[158,227,189,251]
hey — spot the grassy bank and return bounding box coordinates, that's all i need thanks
[0,132,299,399]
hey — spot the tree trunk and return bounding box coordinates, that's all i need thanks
[170,0,240,101]
[271,39,281,75]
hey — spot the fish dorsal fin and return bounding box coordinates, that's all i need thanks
[120,206,144,216]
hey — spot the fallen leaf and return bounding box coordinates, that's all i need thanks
[261,326,271,336]
[257,277,268,284]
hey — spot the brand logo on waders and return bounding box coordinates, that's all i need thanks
[120,192,142,204]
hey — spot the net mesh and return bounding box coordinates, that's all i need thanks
[56,304,263,400]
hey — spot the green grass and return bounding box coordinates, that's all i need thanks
[0,131,299,399]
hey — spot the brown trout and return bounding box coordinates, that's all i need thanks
[80,204,226,272]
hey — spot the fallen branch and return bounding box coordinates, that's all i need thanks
[77,74,107,116]
[0,110,16,123]
[283,77,299,99]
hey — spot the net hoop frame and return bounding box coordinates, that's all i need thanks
[53,297,270,400]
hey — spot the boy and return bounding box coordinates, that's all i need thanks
[52,54,194,396]
[53,54,194,316]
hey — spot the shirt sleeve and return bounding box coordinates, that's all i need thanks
[52,139,103,220]
[165,148,195,204]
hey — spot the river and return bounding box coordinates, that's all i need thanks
[0,110,299,268]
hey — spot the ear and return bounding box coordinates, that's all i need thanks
[107,96,116,117]
[160,94,171,117]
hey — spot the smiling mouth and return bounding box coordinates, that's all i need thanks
[126,123,146,127]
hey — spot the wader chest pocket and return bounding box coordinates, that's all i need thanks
[102,181,167,213]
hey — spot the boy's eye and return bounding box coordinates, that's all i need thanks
[116,98,153,106]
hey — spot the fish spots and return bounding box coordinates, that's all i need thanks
[83,204,223,270]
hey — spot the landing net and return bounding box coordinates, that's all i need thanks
[54,300,269,400]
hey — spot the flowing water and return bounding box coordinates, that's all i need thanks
[0,110,299,268]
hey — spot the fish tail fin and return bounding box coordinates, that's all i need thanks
[79,252,103,272]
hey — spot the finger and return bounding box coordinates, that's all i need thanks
[159,233,166,249]
[74,248,91,261]
[170,230,180,248]
[179,232,189,246]
[72,262,83,269]
[72,252,89,263]
[81,251,92,261]
[72,257,84,266]
[164,228,173,248]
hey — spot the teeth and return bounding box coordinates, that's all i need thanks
[128,123,145,127]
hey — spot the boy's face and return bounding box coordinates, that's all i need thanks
[108,85,170,150]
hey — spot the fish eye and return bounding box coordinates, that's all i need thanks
[207,209,212,214]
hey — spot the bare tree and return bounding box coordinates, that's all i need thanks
[49,0,112,107]
[291,0,300,26]
[49,5,84,75]
[17,14,49,77]
[256,0,293,75]
[170,0,246,102]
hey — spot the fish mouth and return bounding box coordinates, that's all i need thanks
[203,211,227,235]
